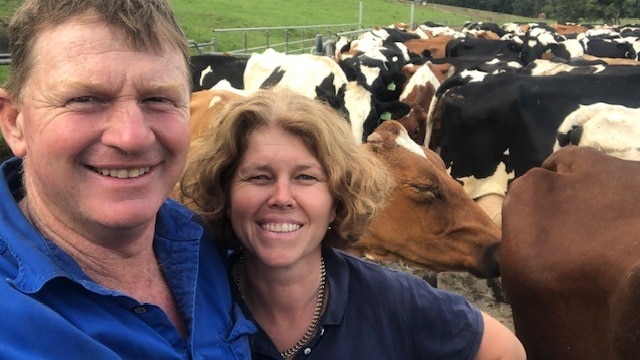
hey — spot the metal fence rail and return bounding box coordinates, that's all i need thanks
[0,53,10,65]
[189,22,365,56]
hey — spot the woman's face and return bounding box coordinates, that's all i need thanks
[229,126,336,267]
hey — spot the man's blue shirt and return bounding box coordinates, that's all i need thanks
[0,157,255,359]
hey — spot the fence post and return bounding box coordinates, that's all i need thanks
[323,38,336,57]
[314,34,324,55]
[211,38,217,53]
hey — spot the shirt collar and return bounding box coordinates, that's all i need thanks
[0,157,203,295]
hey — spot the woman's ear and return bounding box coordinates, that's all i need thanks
[0,89,26,158]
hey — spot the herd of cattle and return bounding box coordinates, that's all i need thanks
[186,19,640,359]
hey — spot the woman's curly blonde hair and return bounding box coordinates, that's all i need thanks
[180,87,395,251]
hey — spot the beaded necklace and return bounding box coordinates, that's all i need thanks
[235,255,326,359]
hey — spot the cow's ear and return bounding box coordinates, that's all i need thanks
[0,89,26,158]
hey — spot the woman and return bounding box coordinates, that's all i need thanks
[180,87,526,360]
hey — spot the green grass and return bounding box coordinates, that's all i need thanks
[170,0,539,53]
[0,0,540,82]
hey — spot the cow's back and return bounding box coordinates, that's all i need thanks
[501,146,640,360]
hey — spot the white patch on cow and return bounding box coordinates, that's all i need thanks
[208,79,247,96]
[207,95,225,109]
[394,42,412,61]
[632,39,640,61]
[199,65,213,86]
[503,23,525,36]
[459,69,488,83]
[359,62,383,86]
[534,29,562,46]
[563,39,585,58]
[344,81,374,143]
[585,27,620,38]
[394,126,427,158]
[527,59,604,75]
[399,62,440,101]
[245,49,347,99]
[456,161,514,199]
[555,102,640,160]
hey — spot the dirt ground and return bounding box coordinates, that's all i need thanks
[376,260,515,332]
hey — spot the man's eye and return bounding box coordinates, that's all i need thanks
[146,97,169,103]
[70,96,98,103]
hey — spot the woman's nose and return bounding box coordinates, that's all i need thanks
[267,179,295,208]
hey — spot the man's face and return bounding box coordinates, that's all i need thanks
[12,14,191,237]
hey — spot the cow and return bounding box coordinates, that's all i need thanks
[395,61,446,144]
[445,37,524,64]
[501,146,640,360]
[554,102,640,160]
[403,36,455,59]
[189,88,245,139]
[243,48,410,143]
[346,120,502,278]
[189,54,248,91]
[550,23,588,36]
[429,68,640,225]
[434,70,640,181]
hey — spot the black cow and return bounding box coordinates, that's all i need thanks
[434,69,640,181]
[445,37,524,64]
[189,54,248,91]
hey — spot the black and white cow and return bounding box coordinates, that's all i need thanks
[189,54,248,91]
[243,48,410,143]
[434,69,640,181]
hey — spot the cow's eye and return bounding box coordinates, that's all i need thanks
[406,182,439,202]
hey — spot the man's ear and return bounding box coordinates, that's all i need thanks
[0,89,26,158]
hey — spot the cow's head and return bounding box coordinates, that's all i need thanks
[346,120,502,278]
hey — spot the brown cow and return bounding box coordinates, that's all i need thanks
[502,146,640,360]
[347,120,502,278]
[404,35,454,59]
[396,61,450,145]
[171,88,244,201]
[550,23,588,36]
[189,88,244,139]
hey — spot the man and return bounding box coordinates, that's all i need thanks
[0,0,253,358]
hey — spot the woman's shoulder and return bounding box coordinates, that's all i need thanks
[329,248,433,291]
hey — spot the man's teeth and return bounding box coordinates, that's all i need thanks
[261,223,301,233]
[97,167,150,179]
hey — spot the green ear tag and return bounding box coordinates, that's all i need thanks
[380,111,392,120]
[387,82,396,91]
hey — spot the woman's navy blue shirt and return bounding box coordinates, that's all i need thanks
[241,247,484,360]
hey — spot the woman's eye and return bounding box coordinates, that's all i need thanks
[247,174,271,183]
[297,174,319,182]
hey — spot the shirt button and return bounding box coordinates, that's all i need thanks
[303,348,311,355]
[134,306,147,314]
